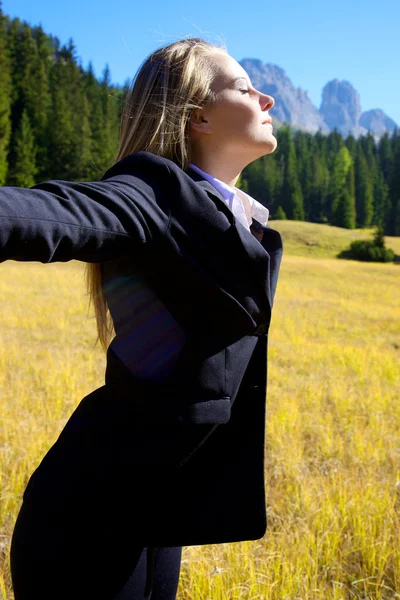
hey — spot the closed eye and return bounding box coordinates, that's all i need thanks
[239,89,250,94]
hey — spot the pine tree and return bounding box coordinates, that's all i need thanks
[308,153,330,222]
[294,131,313,219]
[326,129,344,170]
[378,132,393,185]
[373,168,390,228]
[329,145,352,222]
[10,23,38,130]
[243,158,268,204]
[83,62,105,178]
[0,5,12,184]
[71,94,93,180]
[243,155,281,209]
[6,21,40,183]
[263,155,283,213]
[360,132,377,172]
[334,189,355,229]
[307,134,330,222]
[7,109,36,187]
[99,64,119,167]
[387,140,400,236]
[388,197,400,236]
[278,126,304,220]
[333,166,356,229]
[46,41,82,180]
[6,17,23,108]
[30,25,51,178]
[46,70,75,180]
[274,206,287,220]
[314,129,328,164]
[355,146,374,227]
[345,134,357,159]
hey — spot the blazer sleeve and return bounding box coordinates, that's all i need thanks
[0,157,172,264]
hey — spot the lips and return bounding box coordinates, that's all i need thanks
[262,118,272,125]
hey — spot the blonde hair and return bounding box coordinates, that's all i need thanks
[86,38,226,349]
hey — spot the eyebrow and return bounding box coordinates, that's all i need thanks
[232,77,249,84]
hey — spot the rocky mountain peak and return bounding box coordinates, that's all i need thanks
[319,79,367,137]
[359,109,398,137]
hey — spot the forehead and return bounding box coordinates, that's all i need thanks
[209,52,249,91]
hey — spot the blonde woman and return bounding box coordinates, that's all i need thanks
[1,38,282,599]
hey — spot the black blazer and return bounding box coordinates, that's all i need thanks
[0,151,283,547]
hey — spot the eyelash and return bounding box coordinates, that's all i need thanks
[239,89,250,94]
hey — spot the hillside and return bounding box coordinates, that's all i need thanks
[269,220,400,259]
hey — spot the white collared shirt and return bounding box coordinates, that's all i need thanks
[189,163,269,232]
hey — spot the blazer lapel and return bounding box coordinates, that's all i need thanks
[186,167,275,312]
[230,216,275,311]
[186,171,235,224]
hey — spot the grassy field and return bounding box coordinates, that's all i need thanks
[268,220,400,259]
[1,222,399,599]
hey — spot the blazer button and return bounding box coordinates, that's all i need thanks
[255,323,267,335]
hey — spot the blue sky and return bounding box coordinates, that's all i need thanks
[4,0,400,126]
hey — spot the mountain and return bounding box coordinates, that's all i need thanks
[319,79,398,138]
[359,109,398,137]
[319,79,367,138]
[240,59,397,138]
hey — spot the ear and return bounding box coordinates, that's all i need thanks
[190,109,212,135]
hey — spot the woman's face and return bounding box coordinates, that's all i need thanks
[191,52,276,161]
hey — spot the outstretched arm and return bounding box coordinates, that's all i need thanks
[0,154,172,263]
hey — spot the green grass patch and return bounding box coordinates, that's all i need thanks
[269,220,400,259]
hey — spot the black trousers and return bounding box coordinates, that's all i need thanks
[11,491,182,600]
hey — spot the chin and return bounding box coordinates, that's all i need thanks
[254,136,277,159]
[265,134,277,153]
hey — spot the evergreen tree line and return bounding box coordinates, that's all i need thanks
[1,10,399,236]
[241,125,400,236]
[0,11,122,188]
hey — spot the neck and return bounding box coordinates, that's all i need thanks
[190,147,247,188]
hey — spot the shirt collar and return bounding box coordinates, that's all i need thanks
[189,164,236,203]
[189,163,269,225]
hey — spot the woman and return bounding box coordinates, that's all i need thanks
[1,38,282,599]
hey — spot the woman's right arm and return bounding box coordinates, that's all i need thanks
[0,154,172,264]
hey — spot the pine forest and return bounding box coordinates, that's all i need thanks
[1,10,399,236]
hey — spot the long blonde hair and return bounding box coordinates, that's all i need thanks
[86,38,226,349]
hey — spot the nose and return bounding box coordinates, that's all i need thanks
[260,92,274,112]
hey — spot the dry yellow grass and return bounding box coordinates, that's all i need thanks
[1,231,399,598]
